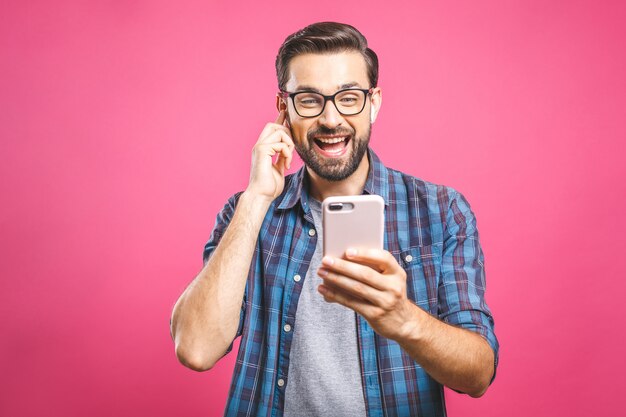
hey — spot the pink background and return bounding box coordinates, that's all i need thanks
[2,1,625,416]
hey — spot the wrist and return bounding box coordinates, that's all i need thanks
[240,190,274,210]
[395,301,429,344]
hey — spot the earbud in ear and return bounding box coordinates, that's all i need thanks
[370,111,376,123]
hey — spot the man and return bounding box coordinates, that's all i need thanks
[171,22,499,417]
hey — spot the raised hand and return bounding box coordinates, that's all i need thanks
[246,110,295,202]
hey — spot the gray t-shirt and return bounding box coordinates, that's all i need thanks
[283,198,367,417]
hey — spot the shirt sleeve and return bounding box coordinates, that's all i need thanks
[437,188,499,383]
[202,192,246,357]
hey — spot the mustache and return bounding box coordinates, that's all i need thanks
[307,126,354,141]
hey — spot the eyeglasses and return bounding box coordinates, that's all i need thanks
[279,88,373,118]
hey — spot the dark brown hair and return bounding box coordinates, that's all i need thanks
[275,22,379,91]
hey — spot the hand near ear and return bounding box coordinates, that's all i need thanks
[246,110,295,203]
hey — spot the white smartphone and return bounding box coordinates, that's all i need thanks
[322,195,385,258]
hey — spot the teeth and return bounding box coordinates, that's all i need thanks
[316,136,347,144]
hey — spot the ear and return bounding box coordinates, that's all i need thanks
[369,87,382,124]
[276,94,287,112]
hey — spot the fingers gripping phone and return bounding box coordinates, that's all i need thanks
[322,195,385,258]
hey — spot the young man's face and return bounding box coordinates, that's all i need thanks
[279,51,382,182]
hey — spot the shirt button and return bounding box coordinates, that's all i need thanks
[284,324,292,332]
[405,254,413,263]
[293,274,301,282]
[308,228,316,237]
[277,378,285,387]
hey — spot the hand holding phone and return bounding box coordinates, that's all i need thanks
[319,195,416,343]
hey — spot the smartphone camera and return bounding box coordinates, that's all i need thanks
[328,202,354,211]
[328,203,343,211]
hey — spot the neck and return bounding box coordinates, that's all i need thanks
[307,153,370,202]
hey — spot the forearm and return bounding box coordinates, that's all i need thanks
[171,191,271,371]
[396,303,495,397]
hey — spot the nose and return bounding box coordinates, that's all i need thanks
[317,98,344,128]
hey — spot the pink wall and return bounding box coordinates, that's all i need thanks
[2,1,625,416]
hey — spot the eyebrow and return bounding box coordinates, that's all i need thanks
[294,82,363,93]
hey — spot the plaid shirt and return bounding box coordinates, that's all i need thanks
[203,149,499,417]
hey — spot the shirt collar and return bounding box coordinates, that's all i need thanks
[276,148,390,212]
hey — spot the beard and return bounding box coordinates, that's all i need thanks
[293,124,371,182]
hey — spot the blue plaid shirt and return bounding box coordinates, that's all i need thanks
[203,149,498,417]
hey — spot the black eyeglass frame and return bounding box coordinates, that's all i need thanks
[279,88,374,118]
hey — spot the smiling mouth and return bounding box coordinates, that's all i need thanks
[313,135,351,155]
